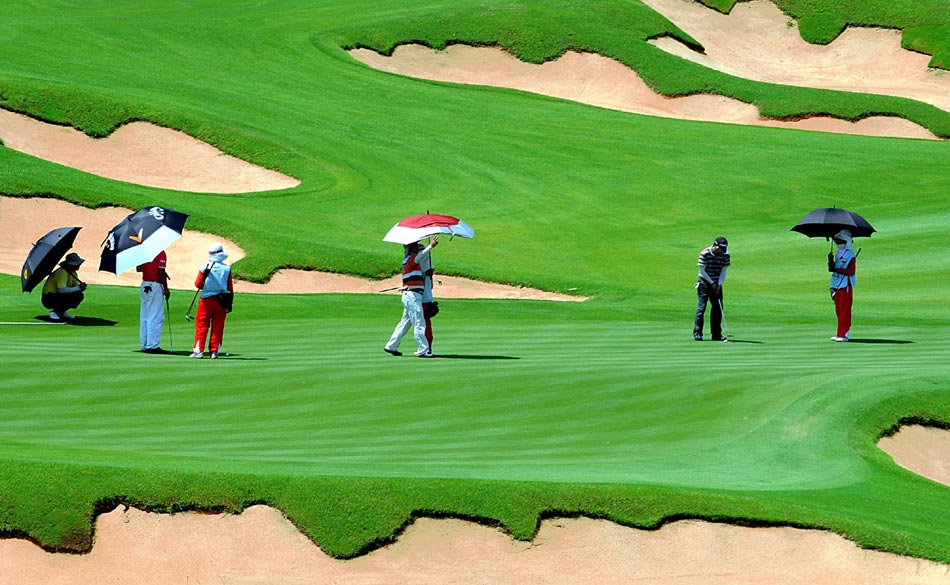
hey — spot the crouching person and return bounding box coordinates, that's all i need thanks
[191,243,234,359]
[42,252,87,321]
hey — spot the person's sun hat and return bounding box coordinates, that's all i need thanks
[61,252,85,267]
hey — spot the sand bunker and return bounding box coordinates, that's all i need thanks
[879,424,950,487]
[0,196,582,300]
[642,0,950,113]
[349,0,949,140]
[0,109,299,193]
[1,505,949,585]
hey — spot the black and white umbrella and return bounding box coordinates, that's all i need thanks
[21,226,82,293]
[99,206,188,275]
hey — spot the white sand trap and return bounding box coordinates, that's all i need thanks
[879,425,950,487]
[1,505,948,585]
[643,0,950,113]
[0,109,300,193]
[349,0,948,141]
[0,196,583,300]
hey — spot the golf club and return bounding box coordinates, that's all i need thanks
[717,297,730,342]
[185,288,200,321]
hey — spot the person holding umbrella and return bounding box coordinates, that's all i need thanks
[693,236,730,342]
[829,229,857,342]
[137,251,170,354]
[41,252,87,321]
[190,243,234,359]
[384,236,438,358]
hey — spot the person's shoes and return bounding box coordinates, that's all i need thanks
[143,347,170,354]
[384,348,402,357]
[693,335,703,341]
[831,336,848,342]
[190,351,203,359]
[61,311,75,320]
[49,311,62,321]
[712,336,726,342]
[210,352,218,359]
[417,352,435,358]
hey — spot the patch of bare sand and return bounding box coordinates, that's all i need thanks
[643,0,950,113]
[2,506,949,585]
[0,109,300,193]
[0,196,583,300]
[879,425,950,487]
[349,2,947,142]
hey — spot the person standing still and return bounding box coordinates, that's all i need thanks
[137,250,170,354]
[190,243,234,359]
[384,236,438,358]
[693,236,730,341]
[828,229,856,342]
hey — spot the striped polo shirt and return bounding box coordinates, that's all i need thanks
[697,246,731,284]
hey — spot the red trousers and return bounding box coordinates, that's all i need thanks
[833,286,853,338]
[194,296,228,353]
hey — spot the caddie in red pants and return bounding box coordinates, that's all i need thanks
[828,229,857,342]
[191,242,234,359]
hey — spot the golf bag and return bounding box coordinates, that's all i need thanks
[423,301,439,318]
[216,291,234,313]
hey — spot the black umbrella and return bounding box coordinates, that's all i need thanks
[100,206,188,275]
[21,226,82,293]
[790,207,875,239]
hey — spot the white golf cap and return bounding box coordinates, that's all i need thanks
[208,242,224,254]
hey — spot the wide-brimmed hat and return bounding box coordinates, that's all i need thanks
[61,252,85,267]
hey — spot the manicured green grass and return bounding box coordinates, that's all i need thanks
[1,274,949,560]
[0,0,949,564]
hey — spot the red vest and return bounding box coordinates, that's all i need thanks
[401,254,425,290]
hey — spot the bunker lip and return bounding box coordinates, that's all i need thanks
[348,0,948,140]
[0,109,300,194]
[1,505,949,584]
[0,196,584,301]
[878,424,950,487]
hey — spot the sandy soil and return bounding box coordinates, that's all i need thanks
[2,504,950,585]
[0,109,300,193]
[879,425,950,487]
[0,196,582,300]
[349,0,949,140]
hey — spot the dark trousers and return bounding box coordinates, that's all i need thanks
[42,291,84,315]
[694,284,723,340]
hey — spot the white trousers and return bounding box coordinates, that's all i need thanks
[140,281,165,349]
[386,290,430,355]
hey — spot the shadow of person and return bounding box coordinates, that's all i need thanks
[431,354,520,360]
[846,339,914,345]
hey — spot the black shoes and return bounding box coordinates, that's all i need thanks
[142,347,170,354]
[384,348,402,356]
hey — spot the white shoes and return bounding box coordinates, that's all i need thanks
[49,311,61,320]
[190,351,203,359]
[830,336,849,342]
[61,311,75,320]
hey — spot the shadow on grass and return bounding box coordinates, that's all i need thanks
[434,354,520,360]
[846,338,914,345]
[136,350,268,361]
[34,315,117,326]
[723,338,763,344]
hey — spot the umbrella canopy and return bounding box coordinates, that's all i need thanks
[21,226,82,293]
[99,206,188,275]
[790,207,875,239]
[383,213,475,245]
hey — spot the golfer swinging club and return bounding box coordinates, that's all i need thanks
[384,236,438,358]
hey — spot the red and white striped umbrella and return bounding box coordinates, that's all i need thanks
[383,214,475,245]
